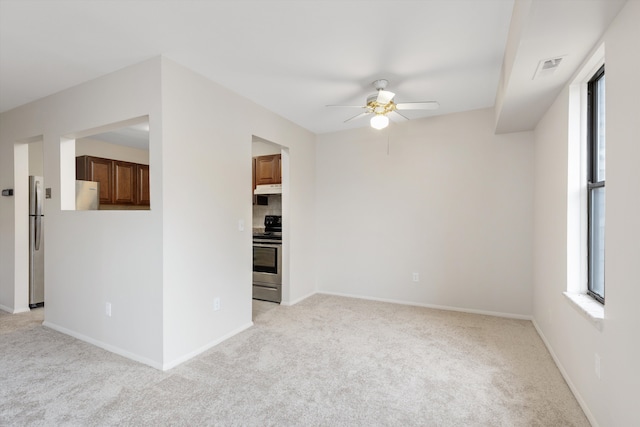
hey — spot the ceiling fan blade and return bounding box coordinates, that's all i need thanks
[395,101,440,110]
[344,111,371,123]
[376,90,395,105]
[388,111,409,122]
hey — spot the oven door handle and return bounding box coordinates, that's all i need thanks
[253,242,281,248]
[254,284,279,291]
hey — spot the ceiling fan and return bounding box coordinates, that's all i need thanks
[328,79,439,129]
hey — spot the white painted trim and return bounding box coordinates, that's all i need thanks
[317,291,533,320]
[43,321,163,370]
[44,320,256,372]
[162,321,254,371]
[532,318,600,427]
[281,291,316,306]
[567,44,605,296]
[0,304,30,314]
[563,292,604,331]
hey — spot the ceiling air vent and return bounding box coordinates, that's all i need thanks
[533,56,566,80]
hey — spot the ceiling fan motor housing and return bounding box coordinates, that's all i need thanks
[366,94,396,114]
[372,79,389,91]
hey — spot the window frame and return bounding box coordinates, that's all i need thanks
[586,64,605,304]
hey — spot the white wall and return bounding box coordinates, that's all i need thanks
[28,140,44,176]
[160,59,252,367]
[249,98,317,308]
[316,108,534,317]
[0,58,165,365]
[160,58,317,367]
[532,2,640,425]
[76,137,149,165]
[252,138,281,156]
[0,56,316,369]
[0,141,27,313]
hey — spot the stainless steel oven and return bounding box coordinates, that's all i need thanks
[253,215,282,303]
[253,240,282,302]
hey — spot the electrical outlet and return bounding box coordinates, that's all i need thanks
[595,353,601,379]
[412,272,419,282]
[105,302,112,317]
[238,219,245,231]
[213,297,221,311]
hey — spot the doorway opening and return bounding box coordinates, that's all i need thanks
[13,137,44,312]
[251,136,290,316]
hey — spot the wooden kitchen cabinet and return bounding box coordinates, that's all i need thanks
[254,154,281,185]
[76,155,113,204]
[76,155,149,206]
[113,161,136,204]
[136,164,150,206]
[252,158,257,191]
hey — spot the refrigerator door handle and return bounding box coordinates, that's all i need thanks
[34,178,42,250]
[34,215,41,251]
[35,179,43,216]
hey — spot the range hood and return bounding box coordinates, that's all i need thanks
[254,184,282,195]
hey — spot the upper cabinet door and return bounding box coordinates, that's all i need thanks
[76,155,113,204]
[255,154,281,185]
[136,164,150,206]
[113,161,136,204]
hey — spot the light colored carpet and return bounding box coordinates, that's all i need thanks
[1,294,589,426]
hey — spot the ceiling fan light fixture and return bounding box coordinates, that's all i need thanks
[328,78,439,128]
[370,114,389,130]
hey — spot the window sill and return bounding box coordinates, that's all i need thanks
[563,292,604,331]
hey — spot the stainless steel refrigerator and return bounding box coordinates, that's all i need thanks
[29,175,45,308]
[75,180,99,210]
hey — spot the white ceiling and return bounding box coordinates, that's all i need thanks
[0,0,627,135]
[85,123,150,151]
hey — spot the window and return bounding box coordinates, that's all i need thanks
[587,65,605,303]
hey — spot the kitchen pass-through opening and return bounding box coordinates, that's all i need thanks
[60,116,150,211]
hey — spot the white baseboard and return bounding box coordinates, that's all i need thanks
[0,304,30,314]
[532,319,599,427]
[162,321,254,371]
[44,320,256,372]
[317,291,533,320]
[43,321,164,370]
[281,291,317,306]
